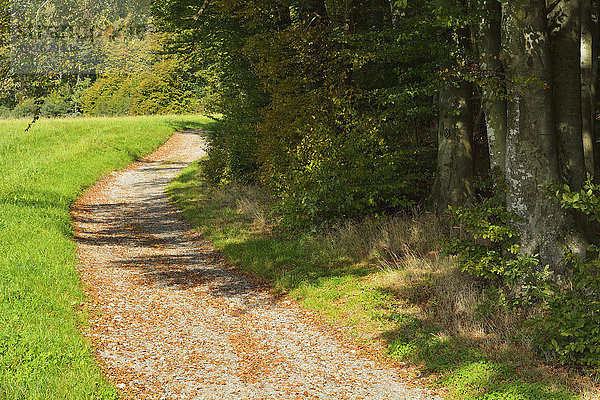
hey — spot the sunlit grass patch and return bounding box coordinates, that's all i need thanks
[0,115,213,399]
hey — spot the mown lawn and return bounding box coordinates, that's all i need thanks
[0,115,213,399]
[168,159,585,400]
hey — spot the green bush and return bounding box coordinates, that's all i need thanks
[11,99,37,118]
[444,174,551,308]
[0,105,10,118]
[82,59,202,117]
[70,77,93,115]
[81,75,133,116]
[533,177,600,366]
[196,0,440,231]
[536,250,600,366]
[40,97,70,117]
[272,137,435,230]
[447,174,600,366]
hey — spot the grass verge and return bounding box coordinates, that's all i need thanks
[168,159,595,400]
[0,115,213,399]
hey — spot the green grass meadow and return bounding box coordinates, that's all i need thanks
[168,160,583,400]
[0,115,212,399]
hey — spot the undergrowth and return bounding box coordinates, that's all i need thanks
[168,159,593,400]
[0,115,213,399]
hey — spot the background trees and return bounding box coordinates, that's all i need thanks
[154,0,441,228]
[0,0,203,117]
[3,0,596,269]
[154,0,600,266]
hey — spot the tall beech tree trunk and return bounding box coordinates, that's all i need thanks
[582,0,595,175]
[430,0,475,210]
[274,3,291,30]
[549,0,586,191]
[479,0,507,172]
[430,80,475,210]
[502,0,586,270]
[593,0,600,178]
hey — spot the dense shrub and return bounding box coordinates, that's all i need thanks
[11,99,37,117]
[0,106,10,118]
[130,59,198,115]
[82,58,202,117]
[40,94,70,117]
[197,0,440,230]
[447,175,600,366]
[4,80,93,119]
[444,174,551,308]
[81,75,134,116]
[533,178,600,366]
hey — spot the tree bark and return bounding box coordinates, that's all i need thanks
[582,0,595,175]
[548,0,586,191]
[478,0,507,172]
[593,0,600,178]
[430,0,475,211]
[274,2,291,30]
[502,0,586,270]
[430,80,475,210]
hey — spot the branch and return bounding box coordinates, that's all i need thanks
[181,0,211,21]
[546,0,561,16]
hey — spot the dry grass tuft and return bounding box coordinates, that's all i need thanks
[213,187,526,350]
[325,211,449,264]
[213,184,274,232]
[381,261,524,352]
[326,212,523,349]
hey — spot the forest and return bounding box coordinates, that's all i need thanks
[1,0,600,398]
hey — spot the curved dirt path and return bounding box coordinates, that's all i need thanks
[73,131,441,399]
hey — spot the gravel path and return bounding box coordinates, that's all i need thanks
[73,131,441,399]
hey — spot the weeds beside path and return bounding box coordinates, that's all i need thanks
[168,160,592,400]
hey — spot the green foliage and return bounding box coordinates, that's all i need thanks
[131,58,202,115]
[70,77,93,114]
[536,251,600,366]
[11,99,37,118]
[82,58,202,116]
[533,177,600,366]
[8,79,94,119]
[445,173,552,308]
[81,75,132,116]
[164,0,442,230]
[551,176,600,221]
[446,175,600,367]
[40,92,71,118]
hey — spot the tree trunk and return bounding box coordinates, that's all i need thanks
[430,80,475,210]
[274,3,291,30]
[582,0,595,175]
[502,0,586,270]
[478,0,507,172]
[549,0,586,191]
[430,0,475,211]
[591,0,598,177]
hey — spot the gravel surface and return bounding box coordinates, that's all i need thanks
[73,131,442,399]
